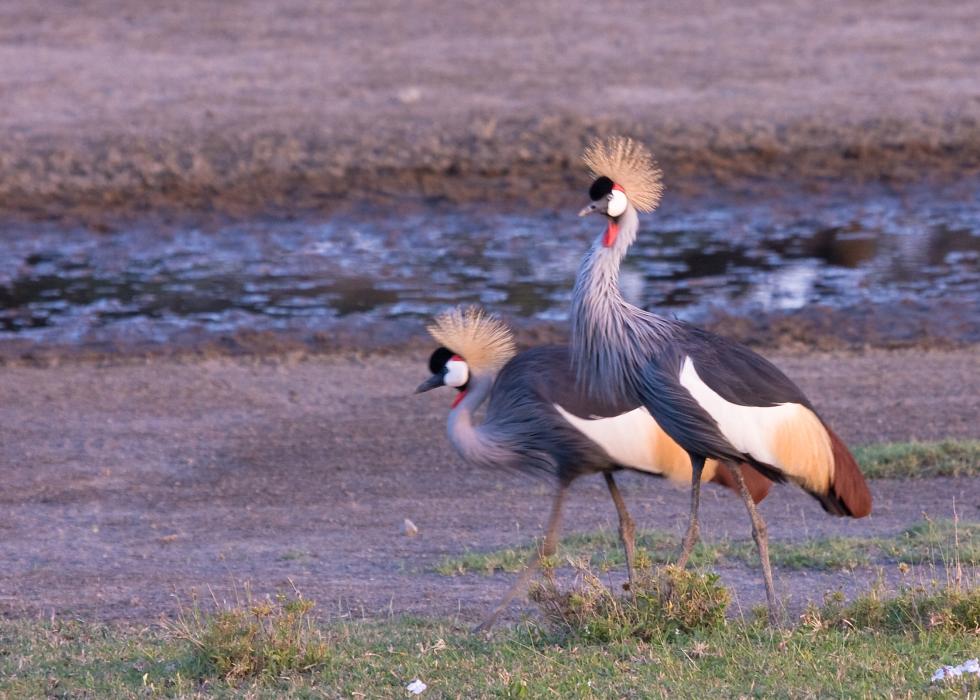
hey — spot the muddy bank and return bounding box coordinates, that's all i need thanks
[1,301,977,367]
[0,350,977,623]
[6,115,980,225]
[3,1,979,221]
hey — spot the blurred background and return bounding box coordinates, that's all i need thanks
[1,0,978,358]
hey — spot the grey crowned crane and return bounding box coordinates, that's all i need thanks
[416,306,771,630]
[570,137,873,621]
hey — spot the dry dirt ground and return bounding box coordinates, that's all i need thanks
[2,1,979,219]
[1,349,977,626]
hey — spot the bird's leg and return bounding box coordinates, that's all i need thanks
[675,455,706,569]
[729,464,780,624]
[472,483,567,633]
[603,472,637,595]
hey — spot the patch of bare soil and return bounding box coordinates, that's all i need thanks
[0,349,977,625]
[2,1,979,221]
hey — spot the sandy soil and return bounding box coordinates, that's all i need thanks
[2,1,980,219]
[1,349,977,625]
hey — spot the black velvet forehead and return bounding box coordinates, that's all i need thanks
[589,176,614,201]
[428,346,454,373]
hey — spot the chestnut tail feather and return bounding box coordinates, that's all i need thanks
[815,424,872,518]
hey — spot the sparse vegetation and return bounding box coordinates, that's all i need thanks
[885,519,980,566]
[432,439,980,578]
[741,537,868,571]
[2,443,975,696]
[436,518,977,577]
[530,564,730,642]
[163,583,330,683]
[435,531,722,576]
[435,545,535,576]
[854,440,980,479]
[804,580,980,634]
[2,573,979,698]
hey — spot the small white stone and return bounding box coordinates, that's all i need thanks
[406,678,427,694]
[397,87,422,104]
[403,518,419,537]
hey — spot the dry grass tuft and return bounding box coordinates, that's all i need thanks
[530,563,730,642]
[163,582,330,683]
[802,576,980,635]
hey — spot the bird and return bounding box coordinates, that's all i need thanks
[569,136,872,621]
[415,306,771,630]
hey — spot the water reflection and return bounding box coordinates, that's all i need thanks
[0,191,977,344]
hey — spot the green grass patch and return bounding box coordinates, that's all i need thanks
[884,519,980,566]
[436,519,978,576]
[435,531,723,576]
[733,536,871,571]
[434,545,532,576]
[2,580,979,698]
[854,439,980,479]
[734,519,978,571]
[805,583,980,635]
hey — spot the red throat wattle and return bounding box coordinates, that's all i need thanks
[603,220,619,247]
[451,391,467,408]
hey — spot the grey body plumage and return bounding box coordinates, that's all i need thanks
[419,310,771,629]
[570,205,746,469]
[570,136,872,622]
[571,200,816,477]
[449,345,637,484]
[418,309,648,629]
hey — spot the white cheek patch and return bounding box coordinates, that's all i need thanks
[444,359,469,387]
[607,189,628,217]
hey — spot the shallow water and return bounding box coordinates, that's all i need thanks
[1,189,977,347]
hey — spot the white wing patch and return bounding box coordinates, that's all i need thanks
[677,356,832,492]
[554,404,684,481]
[678,356,792,466]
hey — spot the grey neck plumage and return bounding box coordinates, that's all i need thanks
[570,204,673,403]
[446,373,513,470]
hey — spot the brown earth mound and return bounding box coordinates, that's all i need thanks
[2,1,979,221]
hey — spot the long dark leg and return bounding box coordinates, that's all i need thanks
[675,454,706,568]
[472,483,567,633]
[603,472,637,593]
[729,464,779,624]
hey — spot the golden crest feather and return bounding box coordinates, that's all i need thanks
[427,306,516,373]
[583,136,664,213]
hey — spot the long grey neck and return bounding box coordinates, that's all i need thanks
[570,205,672,402]
[446,373,510,470]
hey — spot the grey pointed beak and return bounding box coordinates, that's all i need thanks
[415,374,443,394]
[578,201,599,217]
